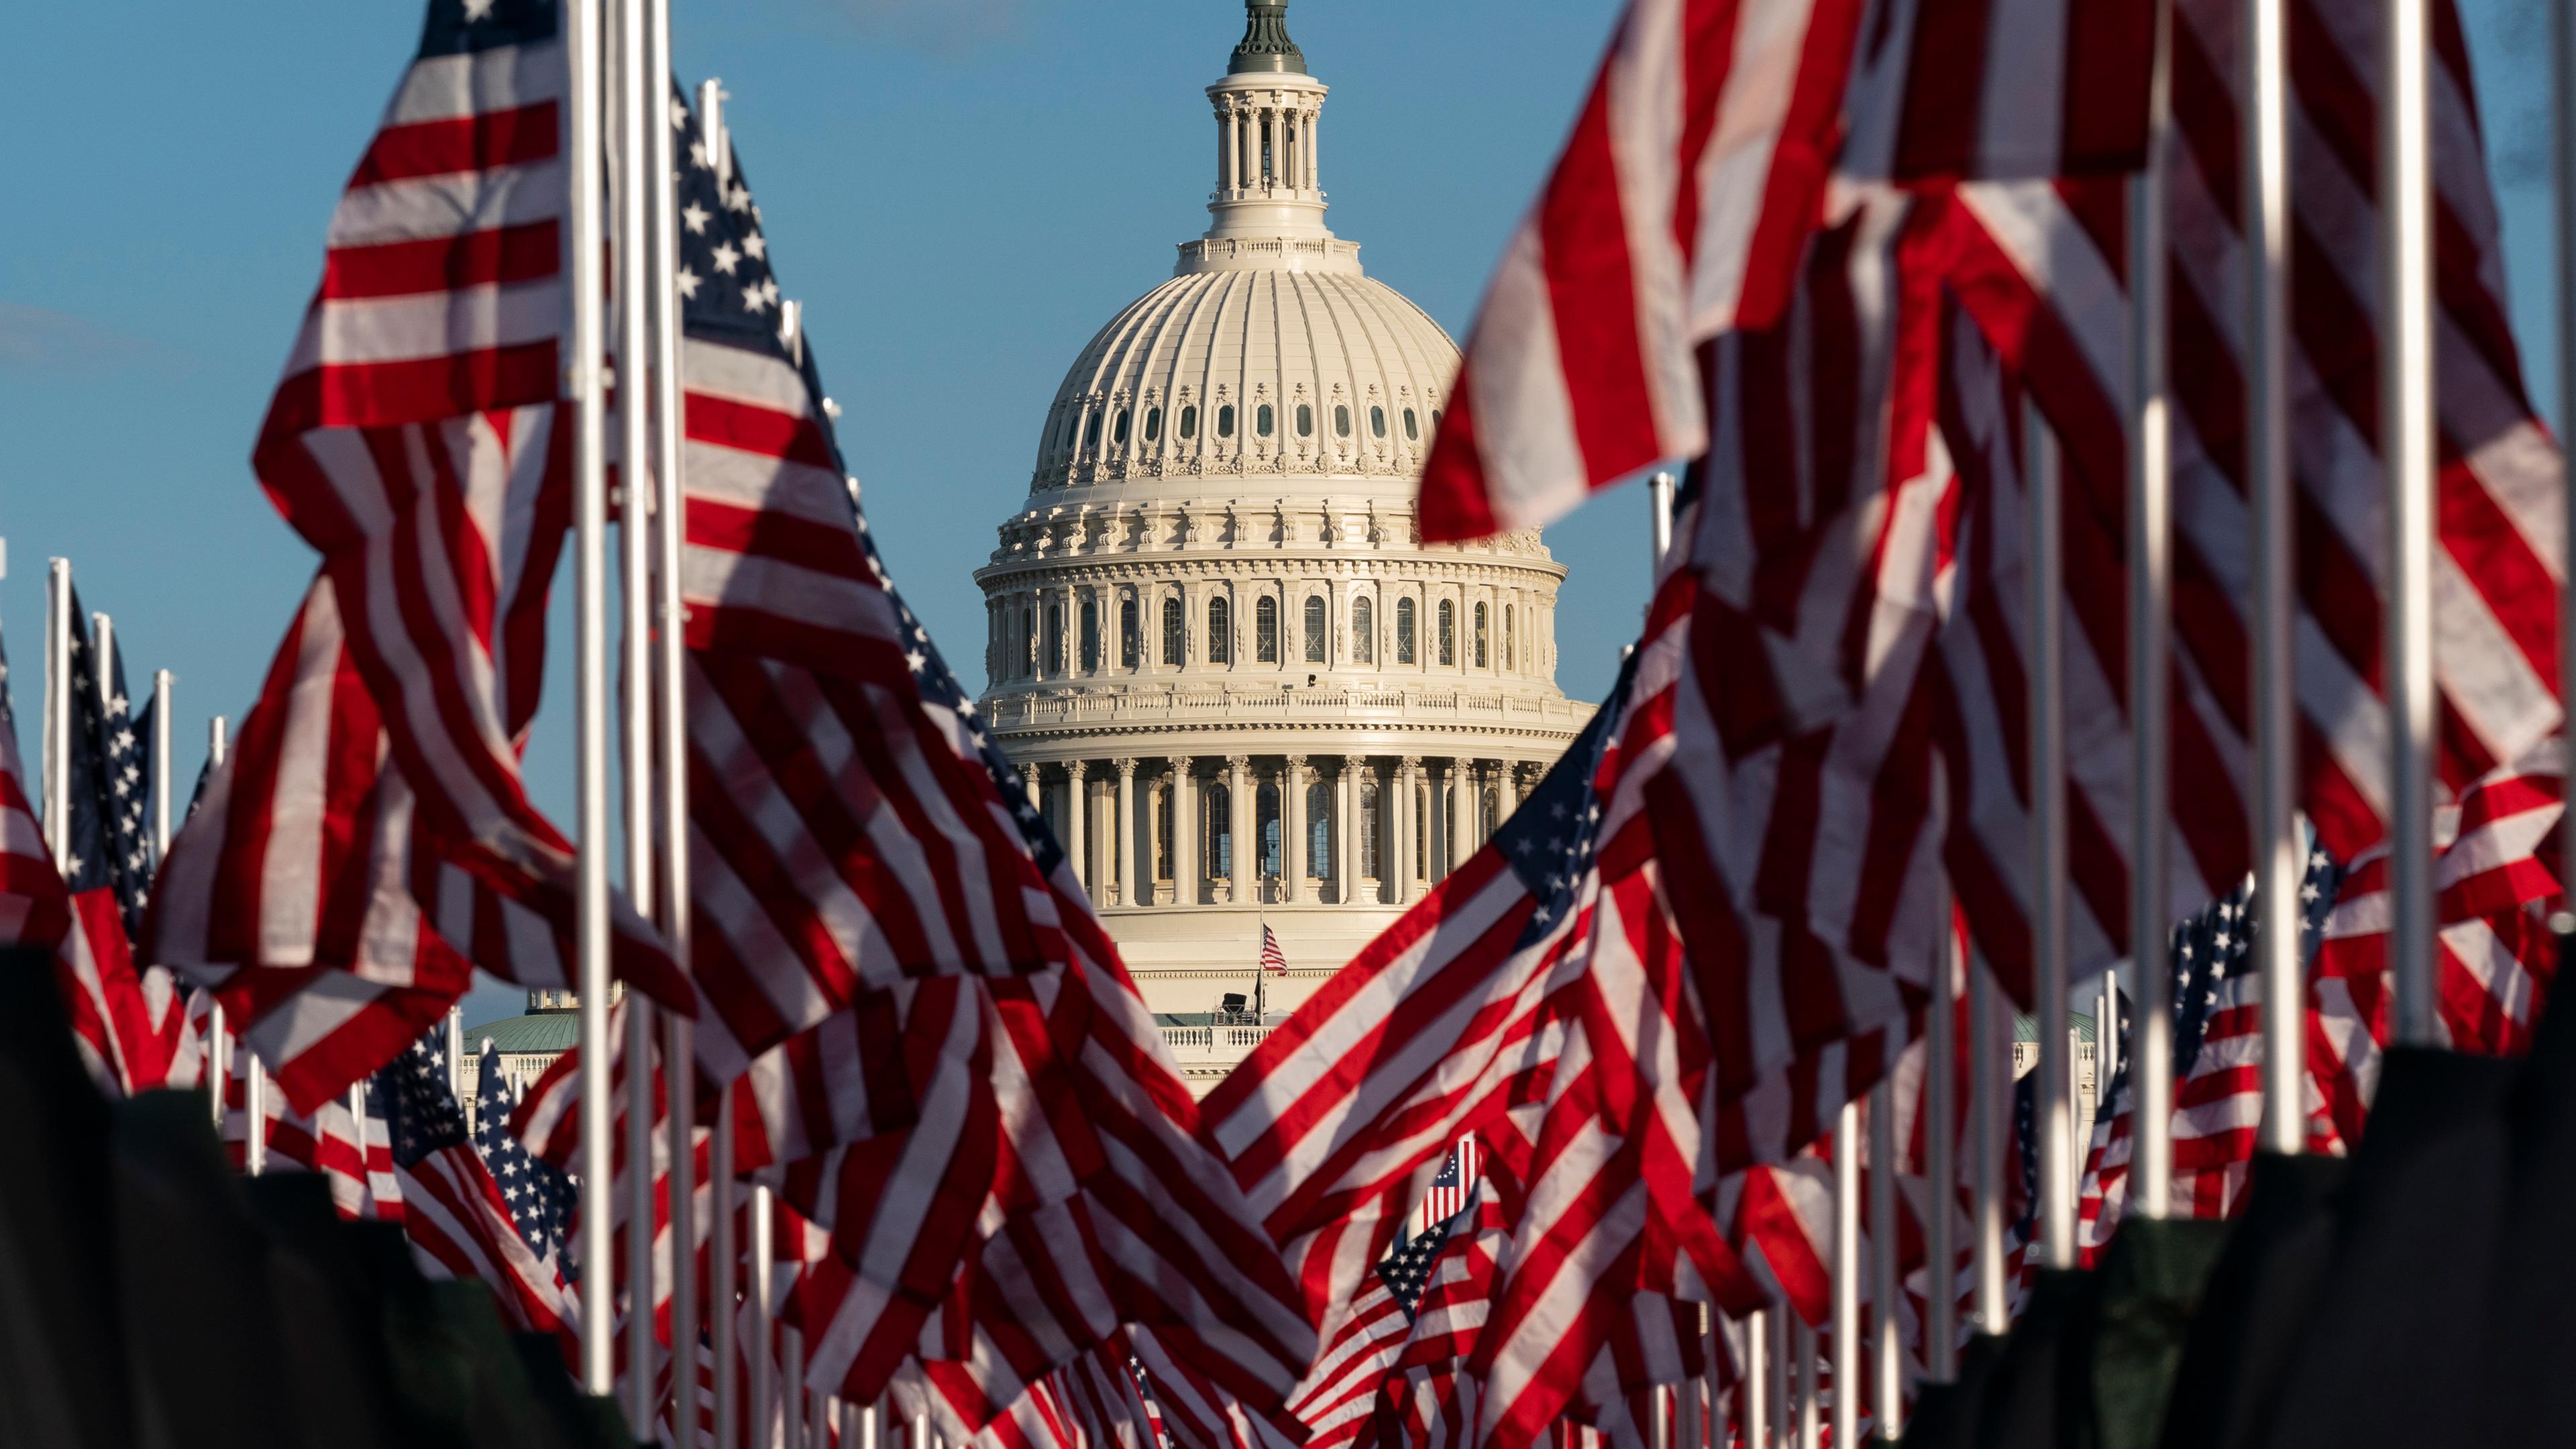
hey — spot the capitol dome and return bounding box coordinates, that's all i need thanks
[977,1,1593,1089]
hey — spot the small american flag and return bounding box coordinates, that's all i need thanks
[471,1037,574,1279]
[374,1034,569,1334]
[1258,923,1288,976]
[1417,1134,1480,1233]
[1377,1205,1465,1323]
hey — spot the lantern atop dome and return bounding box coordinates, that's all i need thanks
[1228,1,1307,75]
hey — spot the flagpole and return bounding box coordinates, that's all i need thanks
[1923,903,1957,1377]
[1867,1083,1900,1439]
[1738,1308,1764,1449]
[1649,470,1675,570]
[1830,1099,1858,1449]
[566,0,619,1397]
[1766,1305,1788,1449]
[2244,0,2303,1155]
[611,0,659,1426]
[207,715,229,1129]
[447,1006,463,1102]
[45,558,68,866]
[2129,0,2177,1224]
[2025,400,2076,1269]
[713,1107,739,1449]
[2381,0,2435,1046]
[150,669,172,863]
[2559,0,2576,926]
[1793,1316,1819,1449]
[751,1183,776,1449]
[650,4,698,1444]
[1968,949,2008,1334]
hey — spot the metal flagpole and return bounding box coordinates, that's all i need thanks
[752,1182,776,1449]
[1969,949,2008,1334]
[1868,1085,1902,1440]
[2026,402,2076,1268]
[695,80,737,1449]
[1767,1305,1789,1449]
[1830,1100,1859,1449]
[2560,0,2576,926]
[611,0,659,1428]
[1738,1308,1764,1449]
[2245,0,2303,1154]
[150,670,171,863]
[648,0,696,1435]
[781,1325,804,1449]
[447,1006,464,1101]
[566,0,620,1397]
[208,715,229,1128]
[713,1110,739,1449]
[45,559,69,866]
[1650,470,1676,569]
[2381,0,2435,1045]
[1793,1318,1819,1449]
[1924,904,1957,1377]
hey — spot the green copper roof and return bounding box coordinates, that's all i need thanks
[1228,1,1306,74]
[466,1011,581,1055]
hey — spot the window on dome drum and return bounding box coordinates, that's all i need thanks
[1020,606,1034,678]
[1080,600,1099,672]
[1403,408,1419,441]
[1208,596,1232,663]
[1303,596,1327,663]
[1217,405,1235,438]
[1112,409,1130,446]
[1120,596,1139,668]
[1415,788,1427,878]
[1258,784,1281,879]
[1083,412,1101,449]
[1352,596,1374,663]
[1503,605,1515,673]
[1156,781,1173,881]
[1474,603,1489,669]
[1438,600,1456,665]
[1360,777,1381,879]
[1062,414,1079,449]
[1163,596,1185,665]
[1370,405,1386,439]
[1295,404,1313,437]
[1396,597,1417,663]
[1046,605,1064,673]
[1256,596,1279,662]
[1257,404,1275,437]
[1179,405,1197,439]
[1205,782,1232,879]
[1334,405,1350,437]
[1144,407,1162,443]
[1307,785,1333,877]
[1432,409,1444,434]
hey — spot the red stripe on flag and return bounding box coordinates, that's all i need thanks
[321,221,561,301]
[347,101,561,187]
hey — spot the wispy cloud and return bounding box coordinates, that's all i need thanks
[0,301,164,374]
[820,0,1026,55]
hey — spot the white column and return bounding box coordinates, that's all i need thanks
[1339,755,1362,905]
[1450,759,1474,871]
[1228,754,1252,904]
[1395,756,1420,906]
[1305,110,1319,191]
[1171,757,1197,906]
[1065,761,1087,898]
[1500,761,1522,826]
[1282,757,1306,902]
[1116,759,1137,908]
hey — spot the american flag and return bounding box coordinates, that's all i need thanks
[1415,0,2152,542]
[144,0,690,1117]
[472,1036,575,1277]
[374,1032,571,1336]
[1415,1134,1481,1234]
[2075,841,2345,1250]
[628,87,1311,1419]
[1258,924,1288,977]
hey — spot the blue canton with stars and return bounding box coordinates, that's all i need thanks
[473,1038,578,1277]
[415,0,555,58]
[374,1033,476,1171]
[671,88,1063,876]
[1377,1200,1470,1322]
[62,592,154,938]
[1487,651,1634,951]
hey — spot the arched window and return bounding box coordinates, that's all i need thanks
[1180,405,1198,439]
[1258,783,1281,879]
[1020,606,1034,678]
[1370,405,1387,438]
[1351,596,1375,664]
[1296,404,1313,437]
[1162,596,1185,665]
[1257,403,1275,437]
[1437,600,1456,666]
[1156,778,1175,881]
[1204,782,1232,879]
[1083,411,1101,448]
[1403,408,1419,441]
[1120,596,1139,668]
[1112,409,1130,445]
[1256,596,1279,663]
[1046,604,1064,673]
[1079,600,1099,672]
[1303,596,1327,663]
[1396,598,1417,664]
[1307,782,1332,878]
[1360,775,1381,880]
[1432,408,1444,435]
[1062,413,1079,448]
[1144,407,1162,443]
[1503,605,1515,673]
[1208,596,1232,664]
[1218,404,1236,438]
[1473,603,1489,669]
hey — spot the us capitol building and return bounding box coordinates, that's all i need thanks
[975,1,1592,1087]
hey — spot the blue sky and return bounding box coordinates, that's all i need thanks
[0,0,2552,1026]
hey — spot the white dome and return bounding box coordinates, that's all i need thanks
[1028,258,1460,500]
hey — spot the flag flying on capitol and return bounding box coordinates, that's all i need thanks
[144,0,690,1113]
